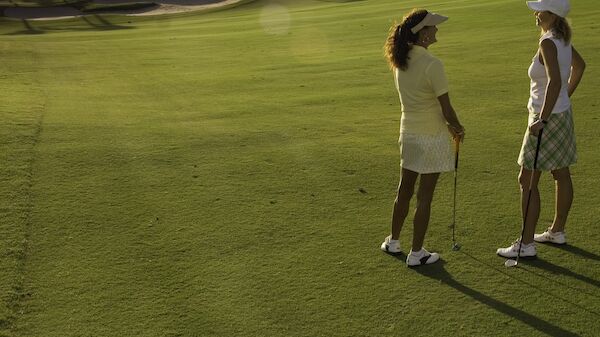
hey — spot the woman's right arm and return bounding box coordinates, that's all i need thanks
[568,46,586,97]
[438,93,465,141]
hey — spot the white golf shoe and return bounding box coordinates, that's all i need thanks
[406,248,439,266]
[380,235,402,254]
[534,228,567,245]
[496,240,537,258]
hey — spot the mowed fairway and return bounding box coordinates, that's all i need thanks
[1,0,600,336]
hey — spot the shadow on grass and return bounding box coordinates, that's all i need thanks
[317,0,366,2]
[4,15,133,35]
[389,254,581,337]
[6,19,46,35]
[521,257,600,290]
[546,243,600,262]
[463,251,600,315]
[78,14,131,30]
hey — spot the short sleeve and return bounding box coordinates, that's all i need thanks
[426,58,449,97]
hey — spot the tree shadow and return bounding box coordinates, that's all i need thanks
[318,0,366,3]
[74,14,131,30]
[4,13,134,35]
[3,19,46,35]
[93,0,223,4]
[389,254,582,336]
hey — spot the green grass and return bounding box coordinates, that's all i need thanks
[1,0,599,336]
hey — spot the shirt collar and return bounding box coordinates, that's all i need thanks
[540,30,555,41]
[411,45,429,56]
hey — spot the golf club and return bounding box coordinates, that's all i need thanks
[451,137,461,251]
[505,128,543,268]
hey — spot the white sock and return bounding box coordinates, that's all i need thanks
[411,249,424,256]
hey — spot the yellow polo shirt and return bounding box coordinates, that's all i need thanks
[394,45,449,135]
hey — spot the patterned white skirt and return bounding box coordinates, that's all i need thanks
[399,132,454,174]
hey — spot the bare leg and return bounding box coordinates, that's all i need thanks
[411,173,440,251]
[550,167,573,233]
[391,168,418,240]
[519,167,542,244]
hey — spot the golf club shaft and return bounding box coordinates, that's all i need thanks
[452,138,459,245]
[516,128,543,264]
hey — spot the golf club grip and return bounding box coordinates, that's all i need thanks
[533,129,543,170]
[454,138,460,170]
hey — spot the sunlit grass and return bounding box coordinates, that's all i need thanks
[1,0,599,336]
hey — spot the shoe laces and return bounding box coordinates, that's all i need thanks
[511,239,530,251]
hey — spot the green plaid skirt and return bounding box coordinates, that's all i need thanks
[517,108,577,171]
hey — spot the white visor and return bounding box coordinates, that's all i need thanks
[526,0,570,18]
[410,12,448,34]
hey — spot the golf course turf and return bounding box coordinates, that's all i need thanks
[1,0,599,336]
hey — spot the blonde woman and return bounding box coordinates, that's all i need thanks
[380,9,464,266]
[497,0,585,258]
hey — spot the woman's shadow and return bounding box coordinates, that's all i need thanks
[390,254,581,337]
[547,243,600,262]
[521,243,600,292]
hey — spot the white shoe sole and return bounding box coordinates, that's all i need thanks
[381,243,401,254]
[496,251,537,259]
[406,253,439,266]
[534,236,566,245]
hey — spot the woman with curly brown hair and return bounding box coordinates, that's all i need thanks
[380,9,464,266]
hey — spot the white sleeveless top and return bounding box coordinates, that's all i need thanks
[527,30,572,114]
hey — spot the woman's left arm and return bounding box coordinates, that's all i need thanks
[568,46,586,97]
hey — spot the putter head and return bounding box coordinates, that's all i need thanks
[504,259,518,267]
[452,243,461,251]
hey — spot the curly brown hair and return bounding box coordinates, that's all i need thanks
[384,9,428,71]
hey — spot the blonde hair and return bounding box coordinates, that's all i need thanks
[547,16,571,45]
[554,16,572,44]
